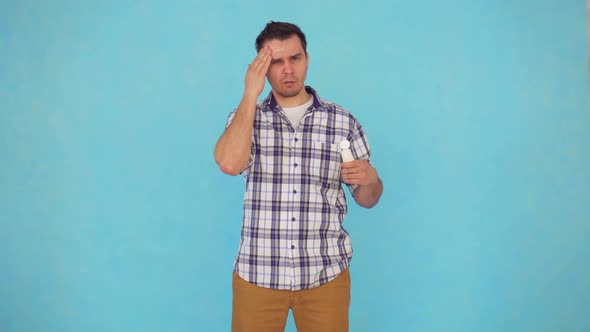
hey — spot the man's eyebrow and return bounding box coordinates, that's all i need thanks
[271,52,304,61]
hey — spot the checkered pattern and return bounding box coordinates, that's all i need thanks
[226,86,371,290]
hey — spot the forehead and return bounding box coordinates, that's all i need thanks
[263,35,305,57]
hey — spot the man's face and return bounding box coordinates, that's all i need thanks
[263,35,309,99]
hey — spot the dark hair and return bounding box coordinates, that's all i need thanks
[255,21,307,53]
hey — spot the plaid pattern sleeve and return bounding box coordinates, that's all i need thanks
[345,116,371,195]
[230,86,372,290]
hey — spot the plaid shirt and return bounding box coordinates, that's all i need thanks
[226,86,371,290]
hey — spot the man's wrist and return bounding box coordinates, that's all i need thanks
[242,90,260,103]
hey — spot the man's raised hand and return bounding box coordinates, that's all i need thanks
[244,47,272,99]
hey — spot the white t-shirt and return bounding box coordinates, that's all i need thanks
[281,96,314,131]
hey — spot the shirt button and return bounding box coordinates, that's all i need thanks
[291,217,296,221]
[291,245,295,249]
[292,190,297,194]
[294,138,298,142]
[293,163,298,167]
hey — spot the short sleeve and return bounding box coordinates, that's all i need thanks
[346,117,371,195]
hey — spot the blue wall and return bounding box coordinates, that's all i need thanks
[1,1,589,331]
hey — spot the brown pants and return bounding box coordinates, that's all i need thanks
[232,269,351,332]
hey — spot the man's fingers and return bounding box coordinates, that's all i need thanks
[342,172,370,185]
[341,162,371,184]
[254,50,271,74]
[341,168,361,175]
[342,175,362,185]
[343,172,365,180]
[252,48,271,72]
[342,175,358,182]
[340,163,357,170]
[243,47,271,97]
[341,163,364,173]
[252,47,267,64]
[260,51,272,73]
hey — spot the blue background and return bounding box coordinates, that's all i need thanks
[2,1,590,331]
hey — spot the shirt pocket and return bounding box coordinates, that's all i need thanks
[310,141,342,185]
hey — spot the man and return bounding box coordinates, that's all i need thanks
[214,21,383,332]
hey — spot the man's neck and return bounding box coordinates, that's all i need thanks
[273,89,311,108]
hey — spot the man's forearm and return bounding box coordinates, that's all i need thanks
[353,178,383,208]
[214,94,257,175]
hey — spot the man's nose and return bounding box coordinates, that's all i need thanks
[283,62,294,74]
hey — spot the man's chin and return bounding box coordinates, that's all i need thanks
[276,87,303,99]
